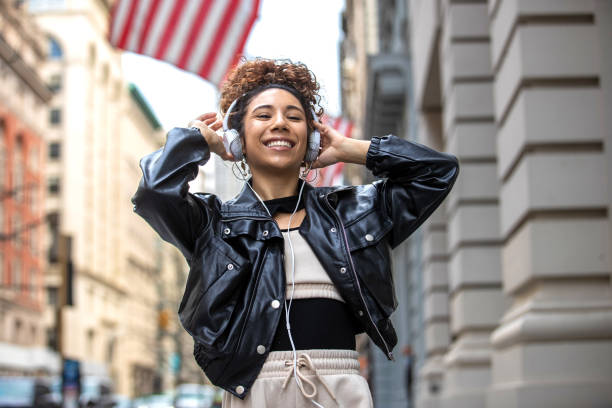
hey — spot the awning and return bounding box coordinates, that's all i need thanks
[0,342,61,374]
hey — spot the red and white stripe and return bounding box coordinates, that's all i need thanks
[316,115,354,187]
[109,0,260,86]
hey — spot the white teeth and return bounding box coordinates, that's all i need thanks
[265,140,292,148]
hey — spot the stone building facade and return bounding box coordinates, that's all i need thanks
[341,1,612,407]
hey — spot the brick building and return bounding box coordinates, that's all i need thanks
[0,1,54,374]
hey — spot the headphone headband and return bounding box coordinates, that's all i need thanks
[222,97,240,131]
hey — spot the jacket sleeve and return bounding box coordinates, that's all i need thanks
[365,135,459,248]
[131,127,218,261]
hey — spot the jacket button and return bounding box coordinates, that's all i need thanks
[224,228,231,235]
[340,267,347,274]
[257,345,266,354]
[263,230,269,236]
[358,310,364,317]
[330,227,336,233]
[271,300,281,309]
[227,264,234,270]
[365,234,374,242]
[235,385,245,395]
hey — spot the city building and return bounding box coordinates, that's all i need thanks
[20,0,205,396]
[0,1,55,376]
[341,1,612,407]
[341,1,414,406]
[117,83,206,395]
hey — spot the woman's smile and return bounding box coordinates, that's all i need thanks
[263,137,295,150]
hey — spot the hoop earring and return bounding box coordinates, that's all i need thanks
[299,166,318,183]
[232,159,250,181]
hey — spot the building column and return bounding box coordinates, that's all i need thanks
[415,112,450,408]
[438,2,506,407]
[487,1,612,407]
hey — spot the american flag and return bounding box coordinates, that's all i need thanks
[109,0,261,86]
[315,115,354,187]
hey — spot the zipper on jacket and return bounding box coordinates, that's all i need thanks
[322,192,394,360]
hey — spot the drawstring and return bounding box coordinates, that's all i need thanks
[281,353,339,407]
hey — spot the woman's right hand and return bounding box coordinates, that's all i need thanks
[188,113,235,161]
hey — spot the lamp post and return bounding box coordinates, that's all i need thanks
[57,234,80,408]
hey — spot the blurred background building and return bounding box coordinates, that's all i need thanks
[341,0,612,407]
[1,0,207,399]
[0,0,54,376]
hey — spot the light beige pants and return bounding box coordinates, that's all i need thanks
[222,349,373,408]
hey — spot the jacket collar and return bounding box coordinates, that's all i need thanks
[221,178,314,219]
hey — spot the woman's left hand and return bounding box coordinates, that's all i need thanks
[310,121,347,169]
[310,121,370,168]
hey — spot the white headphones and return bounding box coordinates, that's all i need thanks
[222,90,321,163]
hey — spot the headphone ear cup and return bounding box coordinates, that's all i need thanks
[223,129,243,161]
[304,128,320,163]
[222,97,244,161]
[304,108,321,163]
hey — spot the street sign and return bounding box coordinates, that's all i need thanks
[169,352,181,374]
[61,358,81,408]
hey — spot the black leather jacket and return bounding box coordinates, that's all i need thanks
[132,127,459,399]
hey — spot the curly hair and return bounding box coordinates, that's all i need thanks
[219,58,323,136]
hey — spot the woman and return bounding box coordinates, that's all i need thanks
[132,59,459,407]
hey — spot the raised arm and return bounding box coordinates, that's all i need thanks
[365,134,459,248]
[131,126,218,261]
[312,121,459,248]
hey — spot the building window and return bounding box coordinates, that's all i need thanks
[12,214,21,248]
[101,63,109,83]
[13,259,21,291]
[50,109,61,125]
[30,226,37,253]
[48,74,62,92]
[49,142,61,159]
[47,36,63,60]
[30,324,37,345]
[29,269,37,298]
[13,319,22,343]
[48,177,60,195]
[87,329,95,356]
[47,212,59,263]
[46,327,57,351]
[89,44,96,67]
[47,286,58,306]
[14,135,24,202]
[107,336,116,363]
